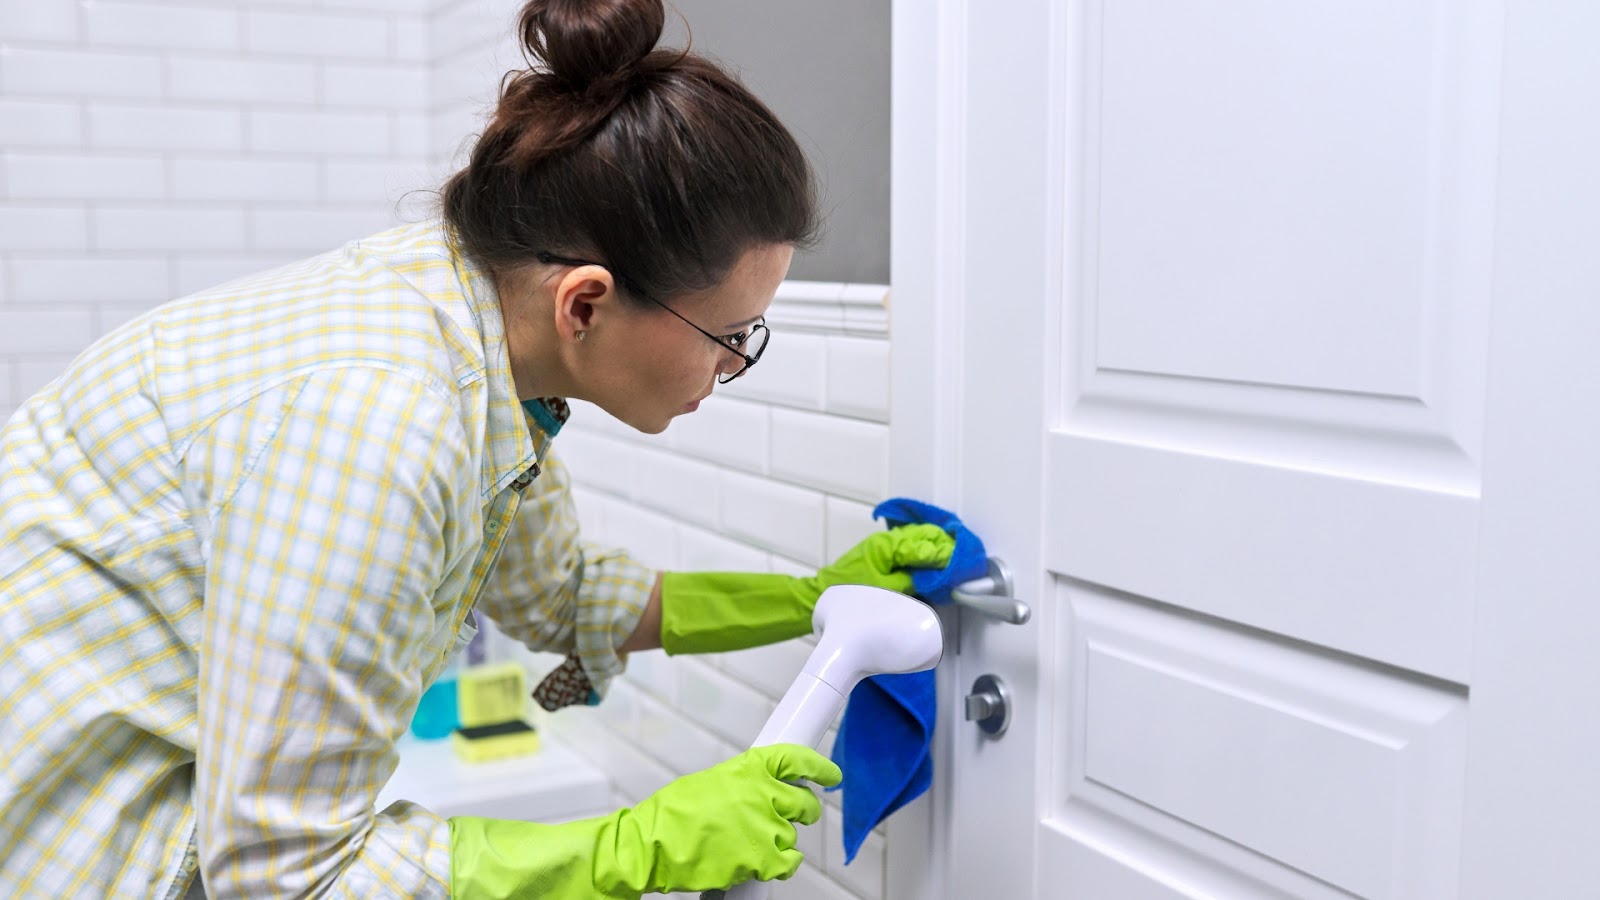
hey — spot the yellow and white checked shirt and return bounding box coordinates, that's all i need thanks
[0,221,655,898]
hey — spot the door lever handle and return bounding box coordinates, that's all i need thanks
[950,557,1031,625]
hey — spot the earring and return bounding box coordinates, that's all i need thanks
[576,331,586,342]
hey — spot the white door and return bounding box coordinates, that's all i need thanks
[889,2,1600,898]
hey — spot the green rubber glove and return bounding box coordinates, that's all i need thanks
[659,523,954,655]
[448,743,843,898]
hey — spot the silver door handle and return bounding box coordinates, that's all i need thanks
[950,557,1031,625]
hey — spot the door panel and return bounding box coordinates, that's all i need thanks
[1095,1,1438,397]
[1060,0,1502,484]
[1053,584,1466,899]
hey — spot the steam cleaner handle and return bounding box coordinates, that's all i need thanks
[705,671,851,900]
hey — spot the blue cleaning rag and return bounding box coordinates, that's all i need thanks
[828,498,988,863]
[873,498,989,605]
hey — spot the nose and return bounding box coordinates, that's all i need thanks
[714,348,742,379]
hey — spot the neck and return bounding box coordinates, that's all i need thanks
[493,268,577,402]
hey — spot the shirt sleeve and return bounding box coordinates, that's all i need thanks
[188,365,472,898]
[476,446,654,699]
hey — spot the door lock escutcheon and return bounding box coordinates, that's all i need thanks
[964,673,1011,738]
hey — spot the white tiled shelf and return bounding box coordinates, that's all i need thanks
[377,732,612,824]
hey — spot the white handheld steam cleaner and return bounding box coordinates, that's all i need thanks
[702,583,945,900]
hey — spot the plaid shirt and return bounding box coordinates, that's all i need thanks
[0,222,654,898]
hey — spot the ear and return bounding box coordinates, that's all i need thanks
[551,266,616,342]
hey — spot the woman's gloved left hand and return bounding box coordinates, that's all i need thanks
[449,744,843,898]
[658,523,953,654]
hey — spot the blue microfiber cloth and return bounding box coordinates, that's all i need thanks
[873,498,989,605]
[828,670,936,862]
[828,498,988,863]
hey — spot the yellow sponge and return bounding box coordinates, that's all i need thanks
[450,720,541,762]
[457,662,528,726]
[452,662,540,762]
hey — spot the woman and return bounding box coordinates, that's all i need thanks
[0,1,950,897]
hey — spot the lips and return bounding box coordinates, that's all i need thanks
[684,390,714,412]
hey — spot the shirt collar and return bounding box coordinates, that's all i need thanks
[522,396,570,438]
[447,237,568,497]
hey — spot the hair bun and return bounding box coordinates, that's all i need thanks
[518,0,665,91]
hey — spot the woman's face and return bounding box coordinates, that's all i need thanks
[550,243,793,434]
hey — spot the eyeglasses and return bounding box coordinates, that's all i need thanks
[535,251,769,384]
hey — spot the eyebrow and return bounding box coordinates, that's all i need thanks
[723,314,765,332]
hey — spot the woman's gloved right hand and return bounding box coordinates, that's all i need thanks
[448,743,843,898]
[660,523,954,654]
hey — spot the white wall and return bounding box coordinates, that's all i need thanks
[426,0,516,165]
[0,0,440,424]
[662,0,890,284]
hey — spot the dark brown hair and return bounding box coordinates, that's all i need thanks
[441,0,820,304]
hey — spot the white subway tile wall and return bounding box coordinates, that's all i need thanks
[0,0,447,423]
[81,2,240,52]
[770,407,891,504]
[424,0,523,164]
[0,99,83,146]
[2,3,896,896]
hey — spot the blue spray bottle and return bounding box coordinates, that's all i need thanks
[409,619,489,740]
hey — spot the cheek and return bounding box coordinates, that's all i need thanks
[677,347,723,389]
[630,334,715,394]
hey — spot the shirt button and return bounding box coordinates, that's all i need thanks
[486,521,498,532]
